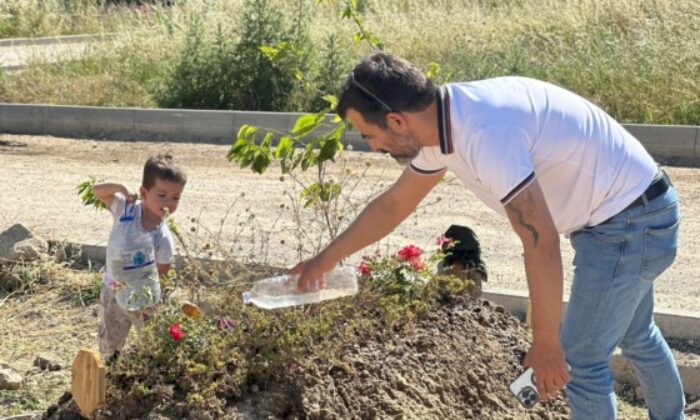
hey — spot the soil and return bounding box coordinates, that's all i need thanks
[44,297,571,420]
[1,133,699,312]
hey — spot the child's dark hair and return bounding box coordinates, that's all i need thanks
[142,154,187,189]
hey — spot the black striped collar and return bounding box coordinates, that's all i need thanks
[436,86,454,155]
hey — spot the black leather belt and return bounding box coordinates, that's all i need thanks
[620,170,672,213]
[597,170,672,226]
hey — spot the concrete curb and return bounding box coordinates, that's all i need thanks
[1,104,698,161]
[483,288,700,342]
[0,33,116,47]
[0,104,368,152]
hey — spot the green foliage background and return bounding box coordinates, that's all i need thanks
[0,0,698,124]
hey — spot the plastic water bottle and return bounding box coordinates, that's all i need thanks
[242,265,358,310]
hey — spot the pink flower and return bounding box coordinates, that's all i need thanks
[358,261,372,277]
[168,322,184,342]
[397,245,422,262]
[217,317,236,332]
[410,259,425,271]
[435,235,454,248]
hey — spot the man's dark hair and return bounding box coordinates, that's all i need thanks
[337,52,437,128]
[142,153,187,190]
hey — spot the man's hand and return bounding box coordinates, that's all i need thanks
[523,338,571,401]
[288,254,336,293]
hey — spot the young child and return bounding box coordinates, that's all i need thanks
[92,153,187,361]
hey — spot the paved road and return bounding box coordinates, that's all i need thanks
[0,34,110,70]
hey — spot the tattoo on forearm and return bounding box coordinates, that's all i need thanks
[510,205,539,247]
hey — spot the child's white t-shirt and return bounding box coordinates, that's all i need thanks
[103,192,175,286]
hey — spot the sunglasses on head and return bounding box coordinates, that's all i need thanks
[348,71,393,112]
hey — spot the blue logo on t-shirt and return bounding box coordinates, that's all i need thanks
[133,251,146,266]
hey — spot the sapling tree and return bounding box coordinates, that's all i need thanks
[226,0,384,246]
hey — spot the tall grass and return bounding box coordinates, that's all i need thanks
[0,0,150,38]
[0,0,698,124]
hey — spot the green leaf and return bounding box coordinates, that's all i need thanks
[300,143,317,171]
[227,138,249,161]
[300,183,321,208]
[260,45,279,61]
[292,113,326,138]
[320,181,342,202]
[274,136,293,159]
[261,132,274,149]
[252,152,271,174]
[322,95,338,108]
[319,137,342,162]
[426,62,440,79]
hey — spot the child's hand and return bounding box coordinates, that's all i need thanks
[119,186,137,204]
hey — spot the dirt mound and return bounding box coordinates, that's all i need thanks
[44,297,568,419]
[292,298,568,419]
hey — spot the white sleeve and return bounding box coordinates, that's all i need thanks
[409,147,447,175]
[469,125,535,205]
[155,227,175,265]
[108,192,127,220]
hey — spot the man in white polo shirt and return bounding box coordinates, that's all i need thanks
[290,52,684,419]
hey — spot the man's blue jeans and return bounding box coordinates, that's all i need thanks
[562,185,685,419]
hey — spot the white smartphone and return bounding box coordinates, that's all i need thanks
[509,366,539,408]
[509,364,571,409]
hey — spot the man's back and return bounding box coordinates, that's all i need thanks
[433,77,657,233]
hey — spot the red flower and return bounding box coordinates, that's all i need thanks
[397,245,422,262]
[358,261,372,277]
[168,322,184,342]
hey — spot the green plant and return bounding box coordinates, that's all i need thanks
[158,0,304,111]
[358,240,477,326]
[76,176,106,211]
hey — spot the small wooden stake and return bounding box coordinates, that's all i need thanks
[71,349,105,419]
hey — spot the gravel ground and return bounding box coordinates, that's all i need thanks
[1,133,698,312]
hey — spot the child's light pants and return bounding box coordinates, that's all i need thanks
[98,284,148,357]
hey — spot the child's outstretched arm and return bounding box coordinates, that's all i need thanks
[92,183,132,209]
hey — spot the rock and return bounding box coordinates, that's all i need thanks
[0,223,48,262]
[0,363,22,390]
[9,237,49,262]
[634,386,645,400]
[34,353,63,371]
